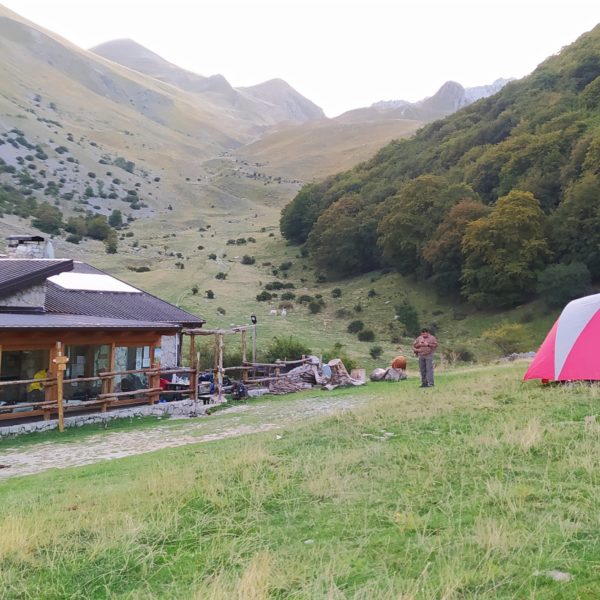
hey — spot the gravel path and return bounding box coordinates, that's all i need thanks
[0,394,367,481]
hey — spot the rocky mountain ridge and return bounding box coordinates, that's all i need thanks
[91,39,325,126]
[372,78,513,119]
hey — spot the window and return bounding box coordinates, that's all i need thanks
[0,349,49,404]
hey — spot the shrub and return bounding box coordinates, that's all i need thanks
[358,330,375,342]
[280,261,292,271]
[347,320,365,333]
[65,234,81,244]
[205,289,215,299]
[323,342,358,371]
[331,288,342,298]
[367,289,377,298]
[208,253,217,260]
[217,307,226,315]
[278,301,294,310]
[256,291,273,302]
[442,347,475,364]
[369,345,383,360]
[335,308,350,318]
[297,295,313,304]
[308,301,322,314]
[241,255,256,265]
[483,323,532,355]
[354,303,363,313]
[395,300,421,336]
[264,336,311,363]
[281,291,296,301]
[215,272,227,280]
[191,285,199,295]
[537,262,591,307]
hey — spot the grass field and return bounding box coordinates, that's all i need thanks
[1,363,599,599]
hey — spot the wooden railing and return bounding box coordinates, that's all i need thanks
[0,365,198,428]
[0,357,312,430]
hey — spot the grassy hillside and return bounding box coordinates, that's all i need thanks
[1,364,599,598]
[1,4,588,367]
[280,23,600,309]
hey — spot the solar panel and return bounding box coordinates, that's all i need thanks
[47,272,141,293]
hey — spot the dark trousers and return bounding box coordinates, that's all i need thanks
[418,355,434,386]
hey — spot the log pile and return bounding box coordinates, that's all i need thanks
[268,358,364,395]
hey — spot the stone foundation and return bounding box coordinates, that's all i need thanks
[0,399,211,438]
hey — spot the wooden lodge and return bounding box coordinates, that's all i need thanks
[0,237,205,428]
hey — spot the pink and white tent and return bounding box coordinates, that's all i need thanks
[524,293,600,381]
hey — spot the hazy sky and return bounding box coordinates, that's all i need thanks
[3,0,600,117]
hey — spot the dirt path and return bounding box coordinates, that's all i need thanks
[0,394,368,481]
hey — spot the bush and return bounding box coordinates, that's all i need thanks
[442,348,475,364]
[191,285,199,295]
[367,289,377,298]
[215,272,227,280]
[354,303,362,313]
[208,253,217,260]
[205,290,215,299]
[537,262,591,307]
[280,261,292,271]
[322,342,358,371]
[256,291,273,302]
[395,300,421,336]
[369,345,383,360]
[335,308,351,318]
[281,291,296,301]
[297,294,313,304]
[483,323,532,355]
[217,307,226,315]
[241,255,256,265]
[65,233,81,244]
[278,301,294,310]
[308,301,322,314]
[347,320,364,333]
[358,330,375,342]
[264,336,311,363]
[331,288,342,298]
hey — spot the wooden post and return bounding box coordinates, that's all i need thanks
[148,343,159,404]
[241,330,248,383]
[53,342,69,433]
[189,334,198,401]
[217,333,224,402]
[102,342,116,403]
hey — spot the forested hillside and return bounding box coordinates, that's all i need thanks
[280,24,600,308]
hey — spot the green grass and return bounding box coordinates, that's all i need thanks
[1,364,599,598]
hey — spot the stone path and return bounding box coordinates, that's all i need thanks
[0,394,368,481]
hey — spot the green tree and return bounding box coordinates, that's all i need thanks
[550,173,600,278]
[307,195,381,276]
[104,232,118,254]
[422,199,489,296]
[108,209,123,228]
[32,201,63,234]
[462,190,551,307]
[85,215,111,241]
[378,176,475,276]
[537,262,590,307]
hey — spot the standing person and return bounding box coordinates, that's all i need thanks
[413,328,438,388]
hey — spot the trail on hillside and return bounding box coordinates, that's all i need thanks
[0,395,367,481]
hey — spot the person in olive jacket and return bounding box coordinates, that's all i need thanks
[413,328,438,388]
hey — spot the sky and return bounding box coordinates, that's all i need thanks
[3,0,600,117]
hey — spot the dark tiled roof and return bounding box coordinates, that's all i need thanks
[0,313,178,329]
[0,259,73,299]
[45,261,204,327]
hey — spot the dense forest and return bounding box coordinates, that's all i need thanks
[280,24,600,308]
